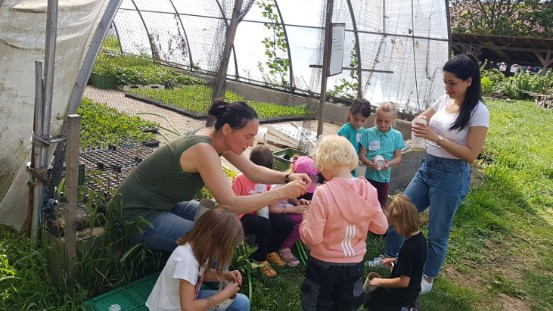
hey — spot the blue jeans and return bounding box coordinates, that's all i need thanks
[131,200,199,253]
[384,154,470,278]
[197,290,250,311]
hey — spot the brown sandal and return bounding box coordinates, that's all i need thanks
[256,261,277,278]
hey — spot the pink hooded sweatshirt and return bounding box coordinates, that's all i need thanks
[300,177,388,263]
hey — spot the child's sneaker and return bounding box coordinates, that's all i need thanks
[256,261,277,278]
[278,248,300,267]
[267,252,286,267]
[420,277,433,294]
[364,255,384,268]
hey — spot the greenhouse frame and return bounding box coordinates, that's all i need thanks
[0,0,450,231]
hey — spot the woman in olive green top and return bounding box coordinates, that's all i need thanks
[113,100,310,252]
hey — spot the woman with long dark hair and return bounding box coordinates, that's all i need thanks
[380,54,490,294]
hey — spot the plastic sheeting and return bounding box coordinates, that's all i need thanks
[0,0,111,230]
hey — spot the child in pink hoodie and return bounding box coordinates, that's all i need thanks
[300,135,388,310]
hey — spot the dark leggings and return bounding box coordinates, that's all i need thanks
[240,213,293,262]
[368,179,389,210]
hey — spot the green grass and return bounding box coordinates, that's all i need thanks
[1,99,552,310]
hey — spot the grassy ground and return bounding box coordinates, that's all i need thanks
[0,99,552,310]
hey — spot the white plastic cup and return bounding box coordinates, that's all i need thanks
[411,117,427,152]
[363,272,382,293]
[254,183,267,193]
[373,155,385,171]
[194,199,216,221]
[354,165,367,177]
[256,206,269,219]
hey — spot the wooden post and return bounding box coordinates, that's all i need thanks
[64,114,80,288]
[208,0,243,127]
[317,0,334,137]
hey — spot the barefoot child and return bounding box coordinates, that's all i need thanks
[300,135,388,310]
[364,194,427,311]
[146,207,250,311]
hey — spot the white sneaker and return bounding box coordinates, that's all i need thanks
[420,277,433,294]
[364,255,384,268]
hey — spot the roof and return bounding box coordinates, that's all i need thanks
[451,33,553,67]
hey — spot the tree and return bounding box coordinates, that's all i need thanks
[450,0,552,38]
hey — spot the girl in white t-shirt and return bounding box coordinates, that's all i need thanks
[382,53,490,295]
[146,207,250,311]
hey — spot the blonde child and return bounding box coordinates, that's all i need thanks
[359,101,405,209]
[146,207,250,311]
[364,194,427,310]
[338,98,372,155]
[299,135,388,310]
[232,145,293,277]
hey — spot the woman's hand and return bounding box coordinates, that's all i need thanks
[289,173,312,188]
[278,180,308,198]
[224,270,242,285]
[411,118,439,142]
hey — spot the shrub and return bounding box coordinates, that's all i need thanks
[481,76,493,96]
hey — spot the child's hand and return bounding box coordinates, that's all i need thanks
[381,257,396,268]
[292,204,309,214]
[296,199,310,206]
[221,281,240,299]
[224,270,242,285]
[366,159,378,170]
[368,277,383,287]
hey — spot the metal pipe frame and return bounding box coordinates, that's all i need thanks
[344,0,362,99]
[273,0,295,89]
[115,7,449,42]
[166,0,194,68]
[112,22,123,54]
[67,0,123,114]
[130,0,156,60]
[31,61,44,245]
[215,0,239,77]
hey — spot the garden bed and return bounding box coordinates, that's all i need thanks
[125,85,315,124]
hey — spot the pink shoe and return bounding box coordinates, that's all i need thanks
[278,248,300,267]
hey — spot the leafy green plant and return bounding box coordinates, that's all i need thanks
[101,35,121,53]
[480,76,493,96]
[128,86,314,121]
[481,69,553,99]
[78,97,159,148]
[92,52,204,88]
[230,242,260,300]
[256,0,289,87]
